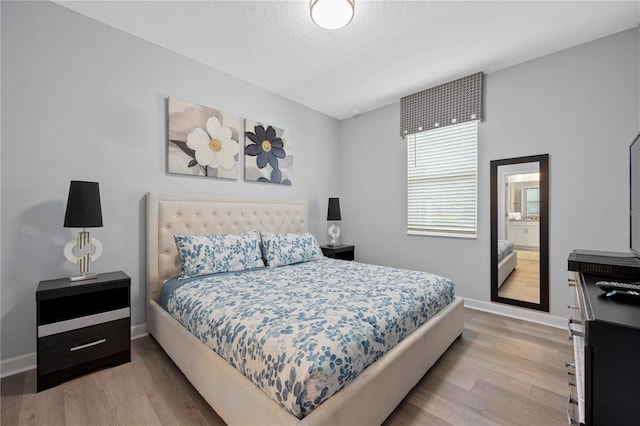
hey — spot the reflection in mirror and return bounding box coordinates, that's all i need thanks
[491,154,549,312]
[498,165,540,303]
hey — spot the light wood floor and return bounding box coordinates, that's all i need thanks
[2,309,573,426]
[498,249,541,304]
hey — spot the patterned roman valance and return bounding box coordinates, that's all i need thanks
[400,72,485,137]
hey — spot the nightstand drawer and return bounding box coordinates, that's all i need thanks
[37,318,130,375]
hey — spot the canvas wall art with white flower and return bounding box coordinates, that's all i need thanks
[244,120,293,185]
[168,97,240,180]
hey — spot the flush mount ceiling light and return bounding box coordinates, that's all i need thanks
[310,0,355,30]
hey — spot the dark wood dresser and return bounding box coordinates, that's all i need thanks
[36,271,131,391]
[567,271,640,425]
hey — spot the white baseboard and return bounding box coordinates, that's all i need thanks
[0,352,36,379]
[463,297,566,329]
[1,323,148,379]
[131,323,149,340]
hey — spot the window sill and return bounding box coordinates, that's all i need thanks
[407,230,477,239]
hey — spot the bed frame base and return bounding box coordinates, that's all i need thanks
[148,297,464,425]
[498,251,517,288]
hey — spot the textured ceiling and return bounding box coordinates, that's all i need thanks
[56,1,639,120]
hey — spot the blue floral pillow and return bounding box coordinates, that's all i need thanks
[260,231,323,268]
[174,230,264,279]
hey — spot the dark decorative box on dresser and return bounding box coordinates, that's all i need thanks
[567,251,640,426]
[320,244,355,261]
[36,271,131,392]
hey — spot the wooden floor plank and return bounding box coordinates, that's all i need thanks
[470,379,565,426]
[383,399,451,426]
[0,372,25,426]
[404,382,501,426]
[17,371,66,426]
[1,308,572,426]
[434,352,534,398]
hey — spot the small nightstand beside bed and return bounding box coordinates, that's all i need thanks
[497,239,517,288]
[146,193,464,425]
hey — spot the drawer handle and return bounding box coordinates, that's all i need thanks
[70,338,106,352]
[569,329,584,339]
[567,320,584,340]
[567,371,576,387]
[565,360,575,369]
[568,278,577,287]
[567,396,579,425]
[567,305,578,310]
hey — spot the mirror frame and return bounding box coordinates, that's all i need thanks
[490,154,549,312]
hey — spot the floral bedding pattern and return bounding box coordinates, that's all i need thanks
[174,230,264,279]
[161,257,455,418]
[498,239,514,263]
[260,231,323,267]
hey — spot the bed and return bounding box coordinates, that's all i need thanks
[146,192,464,425]
[497,239,517,288]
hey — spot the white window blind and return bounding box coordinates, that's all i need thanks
[407,120,478,238]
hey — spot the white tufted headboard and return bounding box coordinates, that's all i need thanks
[146,192,307,302]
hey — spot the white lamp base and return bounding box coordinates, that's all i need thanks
[64,230,103,281]
[328,223,341,246]
[69,272,98,282]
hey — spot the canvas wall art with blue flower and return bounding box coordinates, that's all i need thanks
[244,120,293,185]
[168,97,240,180]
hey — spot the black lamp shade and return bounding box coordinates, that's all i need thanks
[64,181,103,228]
[327,197,341,221]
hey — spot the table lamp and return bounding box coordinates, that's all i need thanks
[63,181,103,281]
[327,197,341,246]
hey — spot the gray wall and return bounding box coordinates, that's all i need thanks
[1,1,340,360]
[2,0,638,363]
[339,28,639,319]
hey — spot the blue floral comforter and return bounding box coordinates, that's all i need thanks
[160,257,455,418]
[498,239,514,263]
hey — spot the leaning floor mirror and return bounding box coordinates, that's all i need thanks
[490,154,549,311]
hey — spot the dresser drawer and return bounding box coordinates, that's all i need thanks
[37,318,130,375]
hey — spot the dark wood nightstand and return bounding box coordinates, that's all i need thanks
[320,244,355,261]
[36,271,131,392]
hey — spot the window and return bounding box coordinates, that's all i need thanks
[407,120,478,238]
